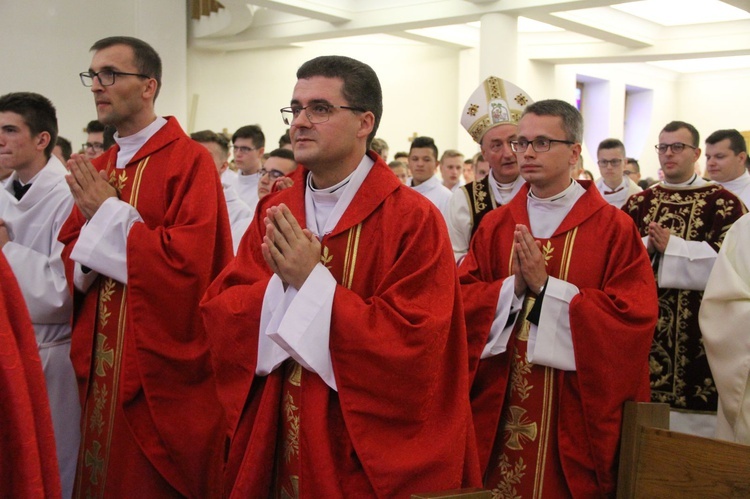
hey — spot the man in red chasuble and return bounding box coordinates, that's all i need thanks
[460,99,658,497]
[60,37,233,498]
[201,55,480,498]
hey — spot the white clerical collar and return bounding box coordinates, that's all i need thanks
[527,180,586,239]
[662,173,708,189]
[489,173,522,205]
[114,116,168,169]
[305,155,375,238]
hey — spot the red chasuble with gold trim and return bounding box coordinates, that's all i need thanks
[202,153,481,498]
[60,117,233,498]
[623,184,746,414]
[0,253,62,499]
[460,181,657,497]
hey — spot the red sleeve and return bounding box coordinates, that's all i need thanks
[561,211,657,497]
[0,253,62,499]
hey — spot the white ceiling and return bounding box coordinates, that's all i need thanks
[190,0,750,73]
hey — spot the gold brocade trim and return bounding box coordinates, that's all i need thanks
[533,366,555,498]
[472,180,488,214]
[129,157,150,206]
[559,228,577,280]
[342,224,362,290]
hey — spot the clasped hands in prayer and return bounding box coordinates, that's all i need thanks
[646,222,670,254]
[513,224,548,298]
[65,154,118,220]
[262,204,321,290]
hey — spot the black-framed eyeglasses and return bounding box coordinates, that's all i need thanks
[259,168,285,180]
[655,142,696,154]
[79,70,151,87]
[597,159,623,168]
[280,103,366,125]
[82,142,104,152]
[232,145,256,155]
[510,137,575,153]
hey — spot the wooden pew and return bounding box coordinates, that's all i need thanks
[616,401,750,498]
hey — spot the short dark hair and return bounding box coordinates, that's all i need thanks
[278,129,291,147]
[86,119,105,134]
[522,99,583,143]
[232,125,265,148]
[705,129,747,155]
[55,136,72,161]
[662,121,699,147]
[296,55,382,147]
[394,151,409,160]
[268,147,295,162]
[90,36,163,101]
[0,92,58,158]
[410,136,438,159]
[598,138,625,154]
[191,129,230,155]
[626,158,640,173]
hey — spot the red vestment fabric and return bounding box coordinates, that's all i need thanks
[59,117,233,498]
[201,154,481,498]
[0,252,62,498]
[460,181,657,497]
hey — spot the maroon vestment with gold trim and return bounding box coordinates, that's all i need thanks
[460,181,657,497]
[201,153,481,498]
[623,183,746,413]
[59,117,233,498]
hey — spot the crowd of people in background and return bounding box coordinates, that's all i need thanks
[2,34,750,498]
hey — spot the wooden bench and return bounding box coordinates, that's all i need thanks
[616,401,750,498]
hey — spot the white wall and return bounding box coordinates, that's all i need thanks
[0,0,187,149]
[2,1,749,178]
[188,41,462,159]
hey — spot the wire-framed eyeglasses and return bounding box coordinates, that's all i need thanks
[280,103,365,125]
[510,137,575,153]
[79,70,151,87]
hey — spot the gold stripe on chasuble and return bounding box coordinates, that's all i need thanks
[77,159,149,497]
[276,224,361,498]
[341,224,362,290]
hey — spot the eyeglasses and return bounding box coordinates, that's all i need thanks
[280,103,366,125]
[232,145,256,155]
[259,168,285,180]
[597,159,623,168]
[83,142,104,152]
[655,143,696,154]
[510,138,575,153]
[79,70,151,87]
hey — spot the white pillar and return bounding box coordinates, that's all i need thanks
[479,13,518,82]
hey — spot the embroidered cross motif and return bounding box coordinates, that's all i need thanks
[467,104,479,116]
[503,406,538,451]
[515,94,528,106]
[94,333,114,377]
[85,440,105,485]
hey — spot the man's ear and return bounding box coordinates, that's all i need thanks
[357,111,375,141]
[36,131,51,152]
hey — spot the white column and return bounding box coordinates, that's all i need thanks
[479,13,518,82]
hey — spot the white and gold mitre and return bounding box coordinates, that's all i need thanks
[461,76,533,143]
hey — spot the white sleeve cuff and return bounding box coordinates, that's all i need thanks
[70,198,143,284]
[264,264,338,390]
[481,276,521,359]
[658,236,717,290]
[527,277,579,371]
